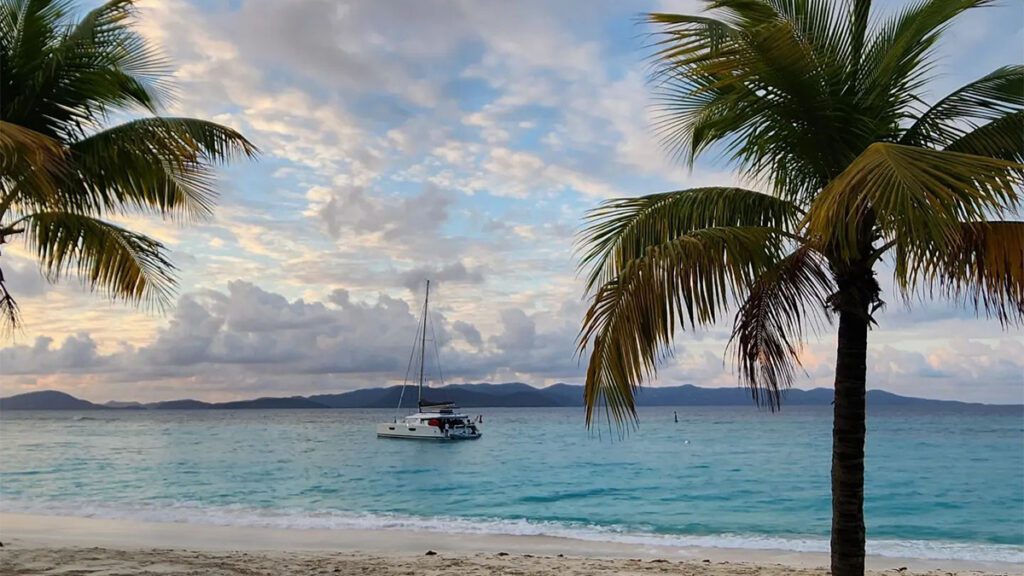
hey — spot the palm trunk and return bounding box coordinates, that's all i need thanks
[831,305,869,576]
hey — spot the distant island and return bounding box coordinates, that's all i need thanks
[0,383,1011,411]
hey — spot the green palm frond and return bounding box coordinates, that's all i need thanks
[2,0,170,137]
[65,117,258,219]
[859,0,993,121]
[846,0,871,72]
[578,225,787,427]
[578,187,801,293]
[805,143,1023,259]
[946,111,1024,163]
[729,245,834,409]
[902,66,1024,149]
[646,5,877,203]
[19,211,175,307]
[646,13,748,165]
[895,220,1024,325]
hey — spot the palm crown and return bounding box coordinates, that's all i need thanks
[0,0,258,331]
[575,2,1022,574]
[578,0,1022,422]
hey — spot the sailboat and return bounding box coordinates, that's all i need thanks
[376,280,482,440]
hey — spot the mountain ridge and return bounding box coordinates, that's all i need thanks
[0,383,1011,410]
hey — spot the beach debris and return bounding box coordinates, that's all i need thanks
[496,552,509,557]
[896,568,907,573]
[424,550,437,556]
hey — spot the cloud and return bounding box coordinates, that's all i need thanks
[1,334,107,375]
[0,255,47,300]
[4,279,1023,404]
[308,184,455,243]
[0,281,586,401]
[398,261,485,292]
[453,320,483,349]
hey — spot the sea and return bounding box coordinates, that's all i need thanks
[1,405,1022,563]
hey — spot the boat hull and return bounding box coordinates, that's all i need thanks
[376,422,481,440]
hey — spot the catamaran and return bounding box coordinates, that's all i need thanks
[376,281,482,441]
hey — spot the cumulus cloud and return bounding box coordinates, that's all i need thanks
[0,281,588,401]
[452,320,483,349]
[398,261,485,292]
[4,278,1023,404]
[309,184,456,242]
[1,334,106,375]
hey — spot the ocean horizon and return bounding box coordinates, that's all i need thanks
[2,404,1021,563]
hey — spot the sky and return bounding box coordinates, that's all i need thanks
[2,0,1023,404]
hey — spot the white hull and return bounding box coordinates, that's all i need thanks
[376,412,481,441]
[376,422,449,440]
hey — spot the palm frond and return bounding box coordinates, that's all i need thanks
[578,225,787,427]
[3,0,171,138]
[859,0,993,124]
[0,0,257,335]
[0,120,67,209]
[0,261,21,335]
[895,220,1024,325]
[901,65,1024,149]
[646,7,876,203]
[64,117,258,219]
[729,245,834,409]
[945,111,1024,164]
[62,0,173,111]
[19,210,176,308]
[846,0,871,73]
[805,143,1023,259]
[578,187,801,294]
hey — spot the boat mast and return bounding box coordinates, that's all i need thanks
[418,280,430,410]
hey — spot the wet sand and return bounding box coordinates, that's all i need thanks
[0,513,1017,575]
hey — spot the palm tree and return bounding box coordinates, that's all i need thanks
[0,0,257,332]
[575,2,1022,574]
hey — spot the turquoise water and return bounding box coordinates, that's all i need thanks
[1,405,1021,561]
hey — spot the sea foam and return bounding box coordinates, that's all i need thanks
[3,499,1021,564]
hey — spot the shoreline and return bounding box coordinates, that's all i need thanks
[1,513,1019,575]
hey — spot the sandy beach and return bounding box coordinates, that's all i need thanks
[0,513,1018,576]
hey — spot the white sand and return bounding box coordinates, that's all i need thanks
[0,513,1018,575]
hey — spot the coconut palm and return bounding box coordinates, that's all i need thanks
[575,1,1022,574]
[0,0,257,332]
